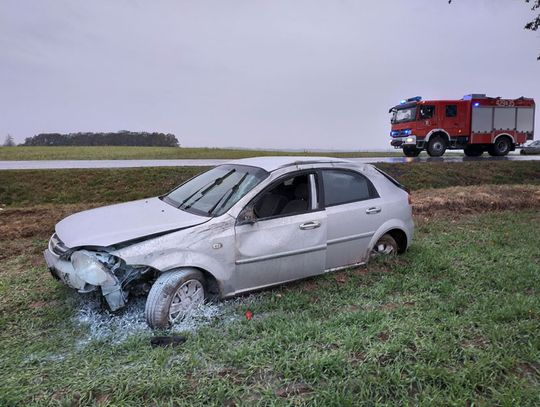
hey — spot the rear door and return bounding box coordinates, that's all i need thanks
[233,172,327,292]
[321,169,382,269]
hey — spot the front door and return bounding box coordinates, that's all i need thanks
[233,172,327,293]
[442,102,468,138]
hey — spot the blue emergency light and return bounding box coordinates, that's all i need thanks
[406,96,422,102]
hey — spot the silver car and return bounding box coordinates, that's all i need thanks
[520,140,540,155]
[44,157,414,328]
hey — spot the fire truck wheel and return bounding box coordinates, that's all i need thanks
[463,145,484,157]
[426,136,447,157]
[488,137,512,156]
[403,147,421,157]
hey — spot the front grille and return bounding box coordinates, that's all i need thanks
[50,233,70,256]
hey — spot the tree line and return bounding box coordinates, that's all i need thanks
[21,131,180,147]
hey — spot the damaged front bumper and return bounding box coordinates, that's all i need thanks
[43,243,127,311]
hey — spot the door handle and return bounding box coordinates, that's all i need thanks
[366,207,381,214]
[299,221,321,230]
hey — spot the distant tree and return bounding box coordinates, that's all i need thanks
[22,131,180,147]
[3,134,15,147]
[449,0,540,60]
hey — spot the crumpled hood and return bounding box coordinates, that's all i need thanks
[56,197,210,248]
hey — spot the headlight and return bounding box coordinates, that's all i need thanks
[71,250,111,285]
[406,137,415,143]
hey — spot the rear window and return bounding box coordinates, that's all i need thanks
[373,167,409,193]
[322,170,379,207]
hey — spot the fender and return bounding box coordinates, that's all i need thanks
[365,218,413,260]
[493,133,514,144]
[112,217,237,296]
[424,129,450,143]
[147,250,231,296]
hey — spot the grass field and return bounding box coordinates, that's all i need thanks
[0,146,403,161]
[1,208,539,405]
[1,161,539,207]
[1,162,539,405]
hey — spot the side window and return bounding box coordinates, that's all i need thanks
[251,173,315,219]
[445,104,457,118]
[322,170,378,207]
[419,105,435,119]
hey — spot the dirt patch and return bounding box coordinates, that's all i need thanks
[461,335,491,349]
[412,185,540,216]
[513,362,540,380]
[349,351,367,366]
[334,272,348,285]
[0,203,102,241]
[276,382,313,398]
[353,267,369,276]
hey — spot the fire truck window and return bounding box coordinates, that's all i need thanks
[419,105,435,119]
[445,105,457,118]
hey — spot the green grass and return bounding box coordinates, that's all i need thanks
[0,146,403,161]
[1,161,539,207]
[1,210,539,405]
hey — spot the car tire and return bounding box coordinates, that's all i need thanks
[463,145,484,157]
[403,147,421,157]
[426,136,447,157]
[488,137,512,156]
[520,149,526,155]
[370,234,398,258]
[145,268,206,329]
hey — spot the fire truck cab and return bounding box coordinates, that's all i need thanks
[389,94,535,157]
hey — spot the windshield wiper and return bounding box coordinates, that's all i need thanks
[207,172,249,216]
[179,169,236,210]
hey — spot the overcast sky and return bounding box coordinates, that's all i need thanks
[1,0,539,150]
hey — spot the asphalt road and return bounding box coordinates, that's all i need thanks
[0,154,539,170]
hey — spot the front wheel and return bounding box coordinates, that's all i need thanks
[426,136,447,157]
[145,269,206,329]
[370,234,398,259]
[403,146,421,157]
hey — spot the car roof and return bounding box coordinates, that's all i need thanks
[226,156,352,172]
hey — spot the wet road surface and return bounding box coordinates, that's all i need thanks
[0,154,539,170]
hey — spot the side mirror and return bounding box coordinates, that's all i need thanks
[237,205,257,225]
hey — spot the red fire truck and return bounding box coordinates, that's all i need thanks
[389,94,535,157]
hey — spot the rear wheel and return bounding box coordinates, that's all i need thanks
[145,268,206,329]
[370,234,398,258]
[488,136,512,156]
[463,145,484,157]
[403,146,421,157]
[426,136,447,157]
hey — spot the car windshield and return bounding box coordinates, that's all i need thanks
[391,107,417,124]
[163,164,268,216]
